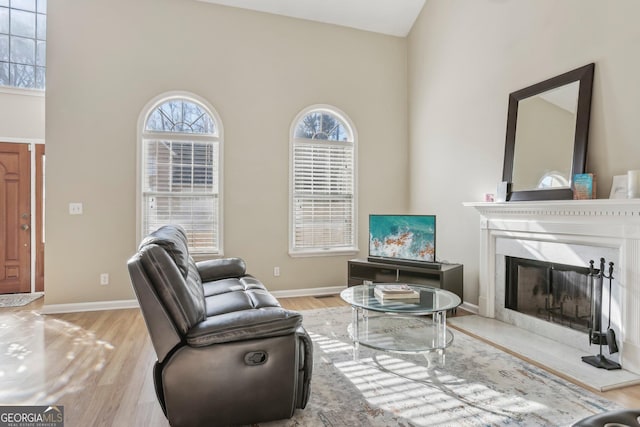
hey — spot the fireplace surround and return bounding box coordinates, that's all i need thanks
[466,199,640,375]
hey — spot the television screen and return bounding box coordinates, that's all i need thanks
[369,215,436,263]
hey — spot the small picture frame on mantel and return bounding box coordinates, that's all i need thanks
[609,175,628,199]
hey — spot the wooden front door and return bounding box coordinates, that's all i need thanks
[0,143,31,294]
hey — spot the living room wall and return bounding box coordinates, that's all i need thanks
[44,0,408,305]
[0,91,44,141]
[408,0,640,306]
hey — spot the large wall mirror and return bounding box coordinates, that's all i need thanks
[502,63,595,201]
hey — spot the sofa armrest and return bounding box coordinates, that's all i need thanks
[196,257,246,282]
[186,307,302,346]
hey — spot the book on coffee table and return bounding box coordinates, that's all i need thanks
[375,284,415,293]
[374,284,419,301]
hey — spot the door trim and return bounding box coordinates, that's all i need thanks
[34,144,44,292]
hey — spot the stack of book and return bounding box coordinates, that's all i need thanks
[374,284,420,302]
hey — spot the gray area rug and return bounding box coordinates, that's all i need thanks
[0,293,42,308]
[263,306,620,427]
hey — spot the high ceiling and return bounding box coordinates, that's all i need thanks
[196,0,426,37]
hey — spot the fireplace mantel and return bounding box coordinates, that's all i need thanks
[465,198,640,374]
[465,199,640,221]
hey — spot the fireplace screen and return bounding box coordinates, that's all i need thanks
[505,257,593,333]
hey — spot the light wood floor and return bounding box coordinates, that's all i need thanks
[0,295,638,427]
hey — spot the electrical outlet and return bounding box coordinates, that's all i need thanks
[100,273,109,285]
[69,202,83,215]
[273,267,280,277]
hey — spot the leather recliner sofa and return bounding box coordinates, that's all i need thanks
[127,225,313,427]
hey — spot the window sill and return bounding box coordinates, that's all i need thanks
[191,251,223,261]
[289,248,359,258]
[0,86,45,97]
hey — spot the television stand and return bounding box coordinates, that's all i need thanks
[348,258,463,300]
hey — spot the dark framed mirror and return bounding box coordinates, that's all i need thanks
[502,63,595,201]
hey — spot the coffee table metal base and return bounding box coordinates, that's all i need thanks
[348,307,453,354]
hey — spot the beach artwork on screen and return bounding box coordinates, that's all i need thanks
[369,215,436,263]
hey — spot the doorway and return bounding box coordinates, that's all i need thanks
[0,142,44,294]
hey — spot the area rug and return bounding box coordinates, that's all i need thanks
[0,293,43,308]
[262,306,620,427]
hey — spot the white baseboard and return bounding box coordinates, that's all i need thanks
[38,287,474,315]
[37,286,346,314]
[460,301,479,314]
[270,285,345,298]
[39,287,346,314]
[40,299,139,314]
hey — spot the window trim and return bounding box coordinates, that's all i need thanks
[0,85,44,96]
[136,91,224,255]
[288,104,358,258]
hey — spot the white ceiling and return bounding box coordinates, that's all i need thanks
[196,0,426,37]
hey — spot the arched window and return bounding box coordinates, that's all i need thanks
[139,93,222,254]
[289,105,357,256]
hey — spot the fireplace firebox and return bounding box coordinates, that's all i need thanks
[505,257,594,334]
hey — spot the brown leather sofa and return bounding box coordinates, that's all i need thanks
[127,225,312,427]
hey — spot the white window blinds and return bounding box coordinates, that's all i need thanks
[141,97,221,254]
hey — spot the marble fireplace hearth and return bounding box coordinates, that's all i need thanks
[458,199,640,391]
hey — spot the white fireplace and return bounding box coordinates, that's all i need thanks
[466,199,640,375]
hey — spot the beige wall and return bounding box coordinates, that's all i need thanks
[44,0,408,304]
[0,90,44,141]
[408,0,640,305]
[47,0,640,308]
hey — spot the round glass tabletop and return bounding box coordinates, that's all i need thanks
[340,283,461,315]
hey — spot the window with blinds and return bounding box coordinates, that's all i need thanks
[140,96,222,254]
[290,106,357,256]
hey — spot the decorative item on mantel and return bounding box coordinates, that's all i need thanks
[495,181,510,202]
[628,170,640,198]
[573,173,596,200]
[609,171,640,199]
[610,175,628,199]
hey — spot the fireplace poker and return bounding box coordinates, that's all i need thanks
[604,260,619,354]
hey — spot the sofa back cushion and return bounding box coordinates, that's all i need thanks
[140,224,191,279]
[138,225,205,332]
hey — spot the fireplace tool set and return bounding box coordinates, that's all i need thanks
[582,258,621,370]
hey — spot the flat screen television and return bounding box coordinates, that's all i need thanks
[368,214,437,267]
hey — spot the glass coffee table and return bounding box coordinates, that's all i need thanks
[340,283,462,353]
